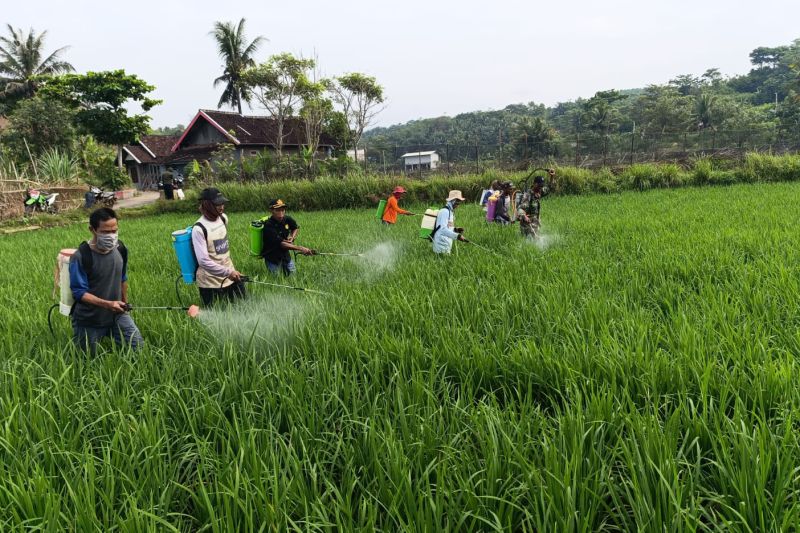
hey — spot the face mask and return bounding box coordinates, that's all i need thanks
[96,233,118,252]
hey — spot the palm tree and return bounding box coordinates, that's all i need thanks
[210,18,265,115]
[0,25,74,100]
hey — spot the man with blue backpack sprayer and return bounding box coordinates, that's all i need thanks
[431,190,468,254]
[191,188,247,306]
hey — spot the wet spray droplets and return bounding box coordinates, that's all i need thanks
[350,242,399,277]
[197,295,310,347]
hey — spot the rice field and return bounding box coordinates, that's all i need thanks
[1,182,800,530]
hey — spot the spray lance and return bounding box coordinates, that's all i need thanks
[220,275,331,296]
[122,304,201,318]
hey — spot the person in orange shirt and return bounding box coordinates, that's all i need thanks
[381,186,416,225]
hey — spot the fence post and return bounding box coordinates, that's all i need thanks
[630,132,635,165]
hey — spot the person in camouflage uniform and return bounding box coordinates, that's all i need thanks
[517,175,549,239]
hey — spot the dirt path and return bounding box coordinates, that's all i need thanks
[115,191,160,209]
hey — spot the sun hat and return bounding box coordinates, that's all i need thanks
[392,186,407,194]
[446,190,466,202]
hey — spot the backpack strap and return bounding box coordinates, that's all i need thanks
[118,240,128,277]
[78,241,93,277]
[193,221,208,240]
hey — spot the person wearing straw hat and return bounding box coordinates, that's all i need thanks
[192,187,246,306]
[381,186,415,225]
[431,190,467,254]
[262,198,315,276]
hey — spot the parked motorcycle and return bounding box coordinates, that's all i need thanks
[23,189,60,215]
[90,186,117,208]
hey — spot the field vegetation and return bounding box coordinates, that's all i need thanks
[1,183,799,529]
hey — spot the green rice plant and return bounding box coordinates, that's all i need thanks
[2,179,800,529]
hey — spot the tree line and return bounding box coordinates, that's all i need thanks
[363,39,800,162]
[0,18,385,186]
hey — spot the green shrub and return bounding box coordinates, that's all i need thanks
[36,148,79,183]
[620,164,656,190]
[708,170,738,185]
[553,167,592,195]
[740,152,800,183]
[692,158,713,186]
[586,167,619,193]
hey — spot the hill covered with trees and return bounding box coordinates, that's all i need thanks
[364,39,800,158]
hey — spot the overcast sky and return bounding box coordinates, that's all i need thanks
[4,0,800,129]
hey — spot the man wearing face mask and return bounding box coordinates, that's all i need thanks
[69,207,144,354]
[192,187,246,306]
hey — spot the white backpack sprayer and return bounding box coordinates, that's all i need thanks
[48,245,199,338]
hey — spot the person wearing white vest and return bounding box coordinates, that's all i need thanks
[192,188,246,306]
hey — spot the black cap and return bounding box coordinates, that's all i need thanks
[269,198,287,209]
[199,187,228,205]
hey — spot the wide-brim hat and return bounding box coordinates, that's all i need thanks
[446,190,466,202]
[269,198,287,209]
[199,187,228,205]
[392,186,407,194]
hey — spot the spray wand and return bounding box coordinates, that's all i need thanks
[462,238,502,257]
[123,304,201,318]
[221,275,330,296]
[313,252,364,257]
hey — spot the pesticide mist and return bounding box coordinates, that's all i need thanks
[197,294,311,347]
[351,242,399,279]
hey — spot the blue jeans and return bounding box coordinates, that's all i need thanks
[266,258,296,276]
[72,313,144,354]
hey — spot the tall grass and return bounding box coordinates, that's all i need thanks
[157,153,800,215]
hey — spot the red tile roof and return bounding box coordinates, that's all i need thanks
[123,135,181,164]
[140,135,180,158]
[194,110,335,148]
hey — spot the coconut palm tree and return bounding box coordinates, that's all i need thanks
[210,18,265,115]
[0,25,74,101]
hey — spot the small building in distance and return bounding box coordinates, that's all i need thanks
[346,148,366,162]
[401,150,439,171]
[122,135,181,190]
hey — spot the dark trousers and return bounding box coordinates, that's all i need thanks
[199,281,247,307]
[163,184,174,200]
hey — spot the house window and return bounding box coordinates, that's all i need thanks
[250,150,258,156]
